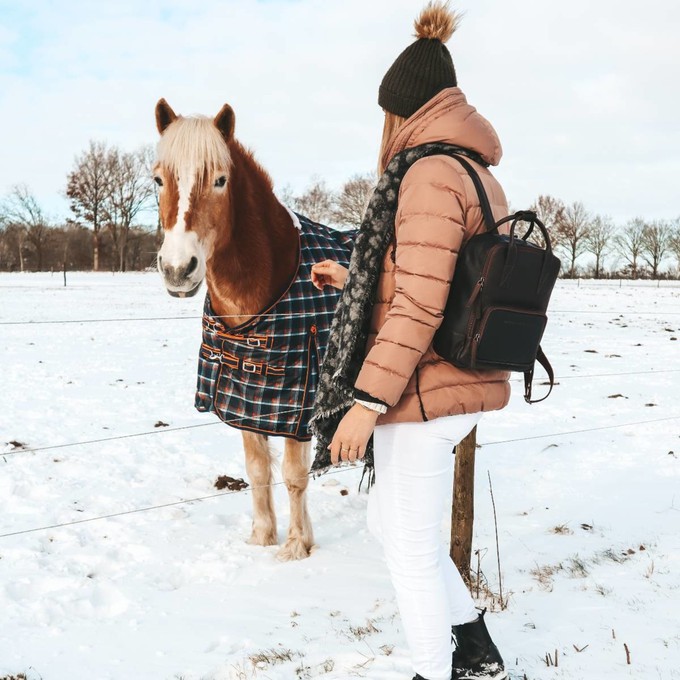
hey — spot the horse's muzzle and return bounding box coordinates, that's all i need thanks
[167,280,202,298]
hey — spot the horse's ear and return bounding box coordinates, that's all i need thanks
[214,104,235,141]
[156,98,178,134]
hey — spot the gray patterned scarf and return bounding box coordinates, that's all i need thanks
[309,142,486,476]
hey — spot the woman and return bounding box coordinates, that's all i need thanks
[310,3,510,679]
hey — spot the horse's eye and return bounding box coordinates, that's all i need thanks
[154,176,163,187]
[214,176,227,188]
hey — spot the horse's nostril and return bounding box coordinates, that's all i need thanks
[186,256,198,276]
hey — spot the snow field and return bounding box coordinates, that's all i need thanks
[0,273,679,679]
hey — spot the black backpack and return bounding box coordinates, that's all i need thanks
[429,147,561,403]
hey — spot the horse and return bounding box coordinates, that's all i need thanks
[152,99,354,561]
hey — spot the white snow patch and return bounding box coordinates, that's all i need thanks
[1,273,679,679]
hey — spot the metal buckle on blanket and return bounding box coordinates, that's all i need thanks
[205,315,224,332]
[246,337,262,347]
[242,361,259,373]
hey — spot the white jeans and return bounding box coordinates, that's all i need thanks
[368,412,482,680]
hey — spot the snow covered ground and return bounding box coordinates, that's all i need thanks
[1,272,679,680]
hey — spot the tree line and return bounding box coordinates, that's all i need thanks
[1,143,679,279]
[290,187,680,280]
[0,145,376,274]
[290,186,680,279]
[0,141,158,273]
[530,195,680,279]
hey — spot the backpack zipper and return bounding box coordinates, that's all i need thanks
[465,276,485,308]
[463,243,508,334]
[462,277,485,353]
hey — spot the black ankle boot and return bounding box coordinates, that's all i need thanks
[451,610,507,680]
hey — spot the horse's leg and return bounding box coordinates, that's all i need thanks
[242,431,277,546]
[277,439,314,561]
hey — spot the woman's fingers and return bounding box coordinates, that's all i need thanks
[311,271,326,290]
[311,260,348,290]
[329,436,341,465]
[312,260,334,274]
[329,439,357,464]
[332,441,363,463]
[329,405,377,465]
[311,262,330,289]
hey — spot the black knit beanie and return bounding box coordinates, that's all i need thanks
[379,2,460,119]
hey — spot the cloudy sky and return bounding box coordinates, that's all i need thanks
[0,0,678,224]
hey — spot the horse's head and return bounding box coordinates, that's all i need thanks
[153,99,235,298]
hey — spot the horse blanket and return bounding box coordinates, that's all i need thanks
[195,212,355,440]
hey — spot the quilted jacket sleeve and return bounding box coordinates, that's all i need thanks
[354,156,467,407]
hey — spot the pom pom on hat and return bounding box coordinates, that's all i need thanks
[414,1,461,43]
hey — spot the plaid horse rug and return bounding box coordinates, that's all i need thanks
[195,212,355,441]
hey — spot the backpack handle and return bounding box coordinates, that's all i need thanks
[496,211,556,290]
[496,211,554,253]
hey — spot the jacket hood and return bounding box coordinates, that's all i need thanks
[382,87,503,169]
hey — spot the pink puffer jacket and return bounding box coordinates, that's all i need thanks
[354,87,511,424]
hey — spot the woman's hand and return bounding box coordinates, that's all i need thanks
[311,260,348,291]
[329,403,379,464]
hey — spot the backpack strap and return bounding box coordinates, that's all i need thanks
[439,151,497,233]
[524,346,554,404]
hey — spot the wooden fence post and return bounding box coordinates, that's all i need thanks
[450,425,477,583]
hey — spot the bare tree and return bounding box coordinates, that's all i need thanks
[556,201,591,277]
[641,219,672,279]
[66,140,114,271]
[105,146,155,272]
[0,221,27,271]
[584,215,615,279]
[615,218,646,279]
[124,225,158,271]
[529,195,565,247]
[0,210,11,270]
[59,221,93,271]
[1,184,51,271]
[669,219,680,273]
[291,177,335,225]
[277,183,295,210]
[148,148,163,248]
[530,195,565,230]
[332,173,375,228]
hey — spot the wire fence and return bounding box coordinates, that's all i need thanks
[2,411,678,541]
[2,288,678,540]
[2,407,300,459]
[3,366,678,461]
[559,279,680,289]
[2,307,680,326]
[0,465,359,540]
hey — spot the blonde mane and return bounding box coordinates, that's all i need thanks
[156,115,231,189]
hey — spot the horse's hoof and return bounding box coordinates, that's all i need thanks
[276,537,313,562]
[247,530,277,547]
